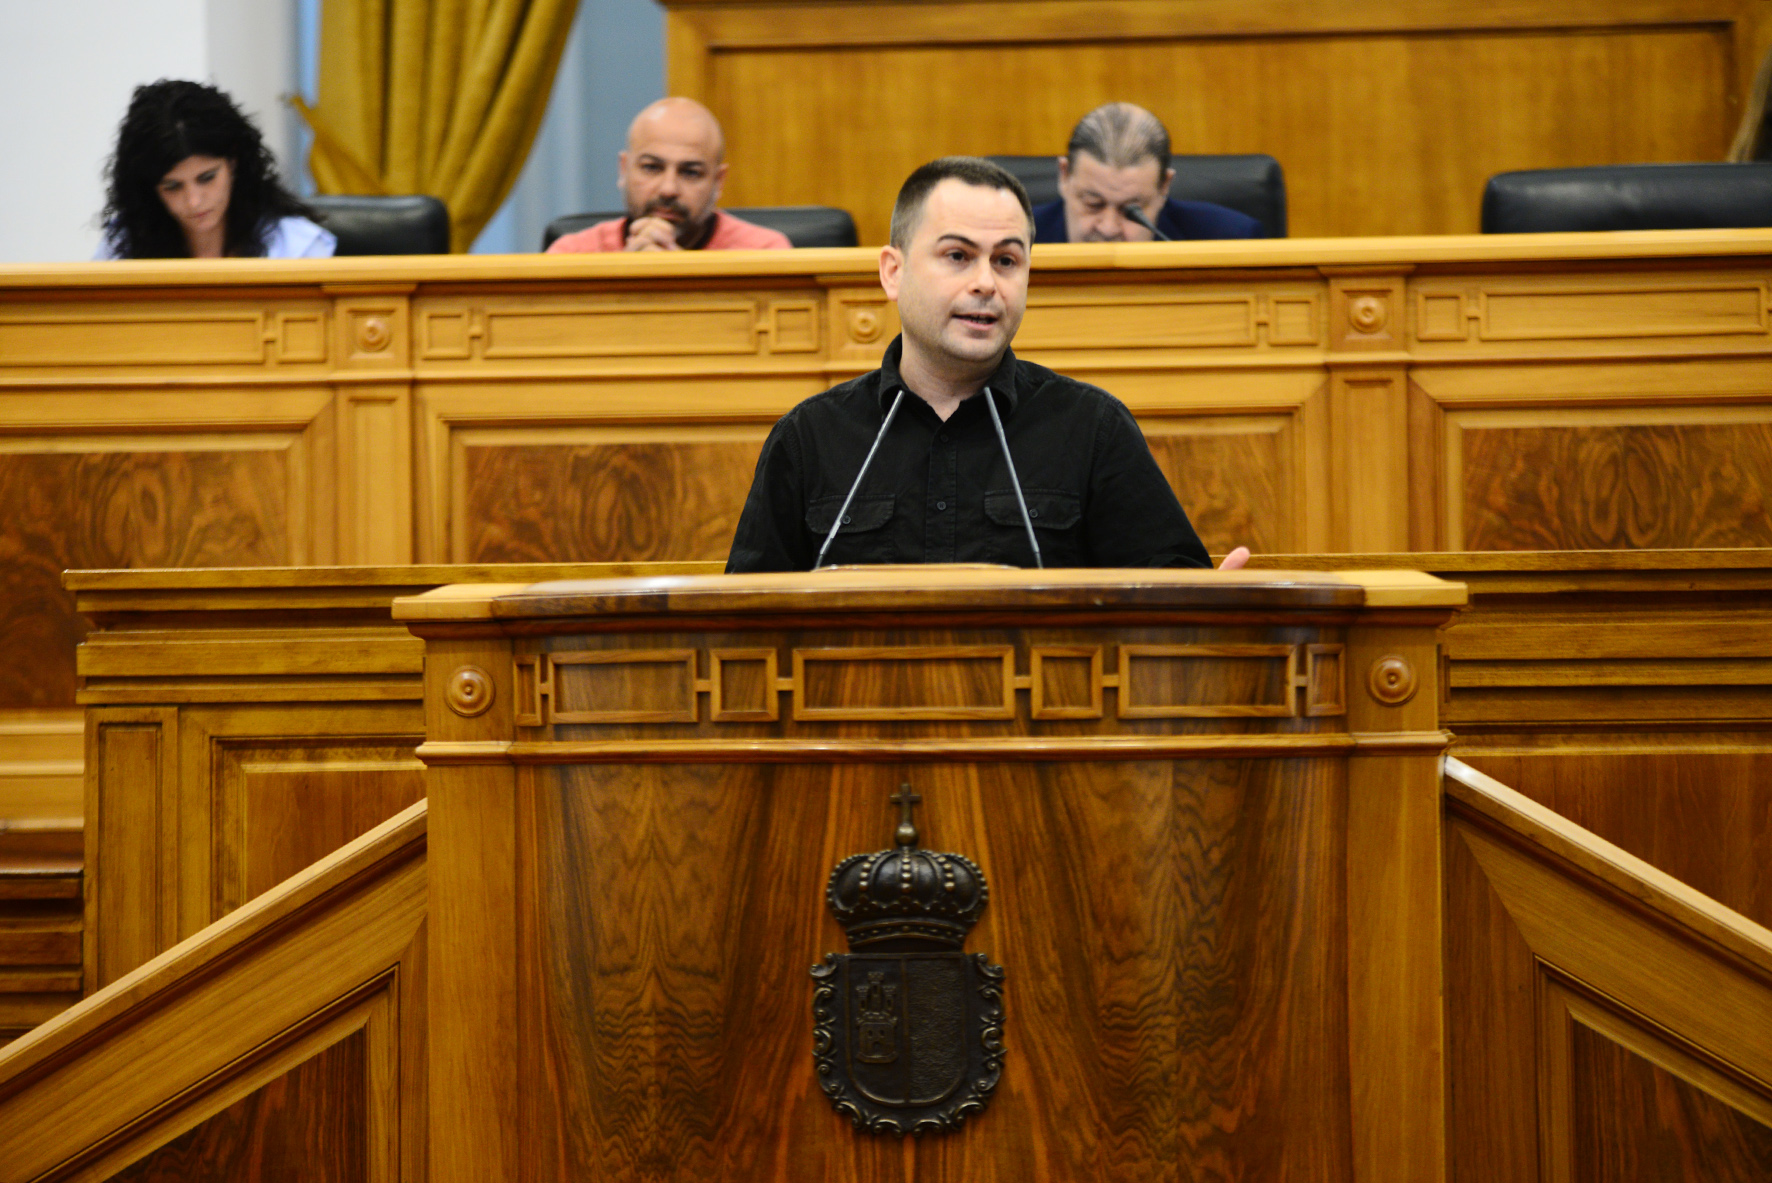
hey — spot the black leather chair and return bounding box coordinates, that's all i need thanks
[308,195,451,255]
[985,154,1287,237]
[1481,164,1772,233]
[540,205,859,250]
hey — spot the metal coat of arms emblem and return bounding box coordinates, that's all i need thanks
[812,787,1005,1134]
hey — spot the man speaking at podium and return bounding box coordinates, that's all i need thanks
[727,157,1248,573]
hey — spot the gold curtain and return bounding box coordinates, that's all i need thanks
[295,0,579,250]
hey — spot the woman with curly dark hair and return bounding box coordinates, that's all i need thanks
[98,79,335,259]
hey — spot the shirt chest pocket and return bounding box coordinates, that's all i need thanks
[984,489,1085,566]
[806,494,898,565]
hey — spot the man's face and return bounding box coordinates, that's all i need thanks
[617,109,728,246]
[1057,153,1174,242]
[880,180,1031,379]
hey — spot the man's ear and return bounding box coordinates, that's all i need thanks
[1160,167,1175,200]
[878,244,902,301]
[1056,156,1071,187]
[617,150,629,188]
[711,160,729,204]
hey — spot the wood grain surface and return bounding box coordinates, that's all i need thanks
[1461,423,1772,551]
[686,4,1746,242]
[460,440,763,563]
[1570,1023,1772,1182]
[0,450,288,709]
[1443,810,1541,1183]
[1463,748,1772,929]
[526,757,1351,1181]
[1142,423,1292,557]
[106,1031,366,1183]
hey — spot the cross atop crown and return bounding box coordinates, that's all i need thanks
[890,784,921,848]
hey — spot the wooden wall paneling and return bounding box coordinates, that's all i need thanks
[333,289,413,567]
[450,424,774,564]
[1406,379,1447,551]
[1445,404,1772,551]
[104,1028,368,1183]
[0,385,340,712]
[1343,623,1447,1183]
[1328,370,1411,552]
[178,705,427,931]
[667,0,1766,242]
[1442,783,1541,1183]
[0,710,83,823]
[1460,743,1772,931]
[0,801,426,1183]
[0,825,82,1050]
[172,704,425,958]
[84,708,176,995]
[1444,758,1772,1183]
[422,636,518,1183]
[1564,1009,1772,1180]
[413,379,821,564]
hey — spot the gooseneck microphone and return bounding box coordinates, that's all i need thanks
[983,386,1043,569]
[813,388,906,570]
[1121,203,1171,242]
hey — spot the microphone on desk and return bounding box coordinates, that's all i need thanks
[1121,204,1171,242]
[814,388,906,570]
[983,386,1043,569]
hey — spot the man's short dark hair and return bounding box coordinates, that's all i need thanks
[888,156,1033,249]
[1065,102,1171,181]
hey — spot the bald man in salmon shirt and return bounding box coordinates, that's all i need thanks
[546,97,791,253]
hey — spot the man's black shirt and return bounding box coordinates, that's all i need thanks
[725,338,1210,572]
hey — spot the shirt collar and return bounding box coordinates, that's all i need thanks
[875,335,1021,416]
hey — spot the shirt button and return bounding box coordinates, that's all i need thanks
[936,501,946,511]
[1029,509,1038,518]
[841,515,851,524]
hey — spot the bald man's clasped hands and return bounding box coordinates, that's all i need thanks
[546,98,791,254]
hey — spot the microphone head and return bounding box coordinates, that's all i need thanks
[1118,203,1170,242]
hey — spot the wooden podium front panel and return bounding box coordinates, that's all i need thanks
[405,570,1460,1183]
[524,756,1349,1178]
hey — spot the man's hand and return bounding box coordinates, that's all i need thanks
[624,216,682,251]
[1218,546,1250,570]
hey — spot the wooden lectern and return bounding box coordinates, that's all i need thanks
[396,567,1464,1181]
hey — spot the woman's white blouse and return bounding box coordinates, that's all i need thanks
[95,216,338,260]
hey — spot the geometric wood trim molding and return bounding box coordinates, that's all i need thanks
[512,641,1348,727]
[791,645,1017,721]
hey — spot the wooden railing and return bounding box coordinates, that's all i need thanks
[0,800,425,1182]
[1443,757,1772,1178]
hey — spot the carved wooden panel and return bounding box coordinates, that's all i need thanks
[1570,1023,1772,1181]
[524,757,1352,1179]
[1454,416,1772,550]
[212,739,426,911]
[515,638,1345,728]
[0,307,327,369]
[0,446,296,708]
[105,1030,366,1183]
[416,296,820,364]
[1140,415,1299,556]
[455,432,769,563]
[1416,279,1772,346]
